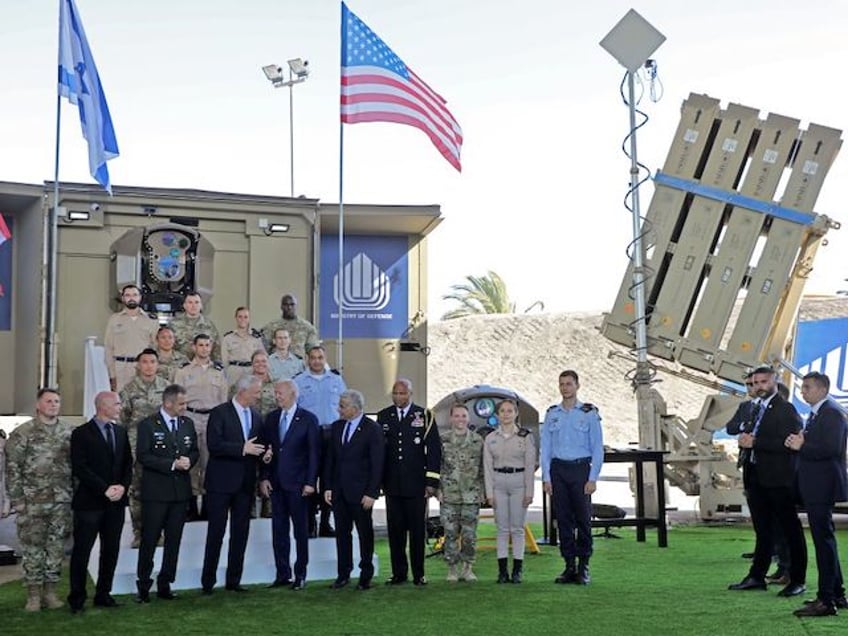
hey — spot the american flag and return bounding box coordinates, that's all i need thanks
[340,2,463,172]
[0,214,10,247]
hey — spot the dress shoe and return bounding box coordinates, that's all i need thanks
[318,526,336,538]
[385,576,408,586]
[777,582,806,597]
[225,585,249,593]
[291,579,306,591]
[157,588,178,600]
[766,569,788,582]
[135,591,150,604]
[728,576,767,591]
[837,596,848,610]
[768,575,790,586]
[93,595,119,608]
[267,579,291,588]
[331,578,350,589]
[69,603,85,614]
[555,567,577,584]
[201,587,214,596]
[793,600,837,617]
[356,580,372,591]
[413,577,428,586]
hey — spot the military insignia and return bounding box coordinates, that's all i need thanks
[153,431,165,440]
[517,428,530,437]
[183,435,192,448]
[547,404,557,412]
[223,330,234,337]
[414,437,421,445]
[580,403,597,413]
[411,413,424,428]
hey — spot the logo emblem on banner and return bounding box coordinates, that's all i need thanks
[793,317,848,410]
[333,252,391,311]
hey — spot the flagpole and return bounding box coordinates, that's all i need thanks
[337,121,345,372]
[45,2,63,389]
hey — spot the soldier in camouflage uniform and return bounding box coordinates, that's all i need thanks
[221,306,265,386]
[170,292,221,361]
[154,325,189,383]
[5,388,74,611]
[439,403,484,583]
[174,333,228,518]
[119,348,168,547]
[260,294,318,358]
[267,328,305,381]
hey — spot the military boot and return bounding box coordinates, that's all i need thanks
[497,558,509,584]
[25,585,41,612]
[446,564,459,582]
[577,558,591,585]
[42,582,64,609]
[461,562,477,582]
[555,558,577,584]
[511,559,523,584]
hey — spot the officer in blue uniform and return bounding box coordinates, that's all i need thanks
[294,344,346,536]
[541,370,604,585]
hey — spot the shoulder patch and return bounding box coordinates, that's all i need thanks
[517,428,530,437]
[546,404,557,412]
[581,403,597,413]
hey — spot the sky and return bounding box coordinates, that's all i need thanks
[2,0,848,320]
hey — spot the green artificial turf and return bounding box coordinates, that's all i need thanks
[1,524,845,635]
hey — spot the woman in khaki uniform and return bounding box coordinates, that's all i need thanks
[483,399,536,583]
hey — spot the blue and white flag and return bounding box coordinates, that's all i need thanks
[58,0,119,193]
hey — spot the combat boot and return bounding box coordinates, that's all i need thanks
[446,564,458,582]
[461,562,477,582]
[25,585,41,612]
[42,582,64,609]
[497,558,509,584]
[577,558,591,585]
[511,559,523,584]
[555,558,577,584]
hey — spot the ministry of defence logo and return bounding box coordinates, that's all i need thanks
[333,252,391,311]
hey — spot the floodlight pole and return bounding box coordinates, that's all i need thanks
[288,76,295,198]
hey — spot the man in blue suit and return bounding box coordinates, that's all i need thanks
[788,372,848,617]
[201,375,267,594]
[259,379,319,590]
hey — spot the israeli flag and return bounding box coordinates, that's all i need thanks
[58,0,119,194]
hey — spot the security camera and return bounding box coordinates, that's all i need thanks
[90,202,101,213]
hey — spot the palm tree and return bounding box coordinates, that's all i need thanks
[441,271,544,320]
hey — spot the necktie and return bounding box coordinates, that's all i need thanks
[343,421,353,444]
[104,422,115,453]
[805,411,816,431]
[170,418,177,435]
[243,408,251,439]
[279,410,289,442]
[398,408,405,420]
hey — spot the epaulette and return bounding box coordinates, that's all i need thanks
[213,361,224,371]
[292,371,304,379]
[517,428,530,437]
[293,353,303,360]
[146,311,158,320]
[330,368,341,376]
[580,403,597,413]
[180,361,191,368]
[251,328,262,339]
[223,330,234,337]
[546,404,557,412]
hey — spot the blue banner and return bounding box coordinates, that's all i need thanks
[319,235,408,339]
[0,215,12,330]
[792,317,848,411]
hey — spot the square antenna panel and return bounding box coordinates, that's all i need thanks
[600,9,666,72]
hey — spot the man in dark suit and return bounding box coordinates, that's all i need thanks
[201,374,266,593]
[135,384,199,602]
[729,365,807,597]
[68,391,133,613]
[259,379,319,590]
[378,378,441,586]
[788,372,848,617]
[324,389,385,590]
